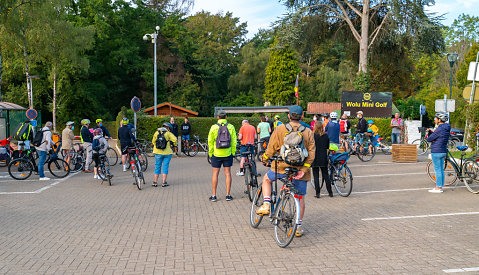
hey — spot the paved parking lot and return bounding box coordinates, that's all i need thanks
[1,153,478,274]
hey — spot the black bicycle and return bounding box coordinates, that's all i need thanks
[250,156,301,248]
[97,153,113,186]
[242,149,260,202]
[125,145,145,190]
[8,147,70,180]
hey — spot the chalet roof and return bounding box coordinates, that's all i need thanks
[307,102,341,114]
[144,102,198,116]
[0,102,27,110]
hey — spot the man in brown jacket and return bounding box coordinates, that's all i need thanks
[258,105,315,237]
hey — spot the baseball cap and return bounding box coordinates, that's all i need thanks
[356,111,363,115]
[288,105,303,115]
[217,110,227,117]
[66,121,74,126]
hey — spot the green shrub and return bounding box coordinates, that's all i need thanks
[348,118,392,138]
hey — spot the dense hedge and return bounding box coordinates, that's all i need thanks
[464,103,479,148]
[348,118,393,138]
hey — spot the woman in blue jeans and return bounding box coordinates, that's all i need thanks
[427,113,451,193]
[152,123,177,187]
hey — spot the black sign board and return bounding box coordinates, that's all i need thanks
[341,91,392,118]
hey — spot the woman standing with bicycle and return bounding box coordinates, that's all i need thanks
[152,123,177,187]
[312,121,333,198]
[92,129,109,180]
[427,113,451,193]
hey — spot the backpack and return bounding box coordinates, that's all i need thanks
[92,138,101,152]
[155,130,168,150]
[340,120,347,133]
[32,129,48,147]
[12,122,32,141]
[216,123,231,149]
[280,123,308,166]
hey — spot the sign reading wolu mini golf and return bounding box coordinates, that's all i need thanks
[341,91,392,118]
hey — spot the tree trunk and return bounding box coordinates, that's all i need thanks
[359,0,370,73]
[53,70,57,132]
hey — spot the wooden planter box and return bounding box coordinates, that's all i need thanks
[391,144,417,163]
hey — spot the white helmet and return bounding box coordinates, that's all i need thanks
[330,112,338,119]
[435,112,448,122]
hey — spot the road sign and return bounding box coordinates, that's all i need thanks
[420,104,426,115]
[462,84,479,101]
[435,99,455,112]
[30,120,37,127]
[467,62,479,81]
[26,109,38,120]
[130,96,141,113]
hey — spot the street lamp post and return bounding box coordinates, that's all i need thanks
[447,53,459,99]
[28,75,40,109]
[143,26,160,117]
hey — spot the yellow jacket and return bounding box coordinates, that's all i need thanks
[152,129,177,155]
[263,121,316,181]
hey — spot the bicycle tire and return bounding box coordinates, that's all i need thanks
[426,160,456,186]
[65,152,84,173]
[250,187,264,228]
[132,163,142,190]
[0,151,11,167]
[8,158,34,180]
[273,192,299,248]
[106,147,118,166]
[138,153,148,171]
[145,143,154,157]
[188,143,199,157]
[332,164,353,197]
[380,139,392,155]
[48,158,70,178]
[357,143,375,162]
[412,139,429,155]
[462,160,479,193]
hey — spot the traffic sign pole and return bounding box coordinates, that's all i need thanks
[130,97,141,138]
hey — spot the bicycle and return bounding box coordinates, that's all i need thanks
[136,137,154,157]
[64,143,88,173]
[352,133,375,162]
[328,151,353,196]
[412,127,457,155]
[250,156,302,248]
[124,145,145,190]
[96,153,113,186]
[126,141,148,172]
[0,137,15,167]
[376,136,392,155]
[426,146,479,193]
[8,146,70,180]
[256,137,269,162]
[242,149,260,202]
[190,135,210,163]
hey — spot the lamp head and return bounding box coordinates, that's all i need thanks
[447,53,459,66]
[143,35,148,41]
[155,26,160,31]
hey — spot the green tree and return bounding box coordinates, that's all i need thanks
[264,44,300,105]
[457,43,479,90]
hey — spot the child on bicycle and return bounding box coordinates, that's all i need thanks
[367,120,379,146]
[92,128,110,180]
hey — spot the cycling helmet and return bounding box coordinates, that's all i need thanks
[81,119,91,125]
[274,115,280,119]
[329,143,339,152]
[66,121,74,126]
[96,119,102,124]
[368,120,374,124]
[93,128,103,135]
[435,112,448,122]
[162,122,172,129]
[122,117,129,124]
[330,112,338,119]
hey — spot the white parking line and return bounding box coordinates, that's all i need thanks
[354,172,425,178]
[352,186,465,195]
[444,267,479,273]
[362,211,479,221]
[349,162,422,168]
[0,173,76,195]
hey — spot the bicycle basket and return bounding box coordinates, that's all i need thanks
[329,152,349,163]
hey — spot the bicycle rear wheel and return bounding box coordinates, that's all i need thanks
[250,186,264,228]
[106,148,118,166]
[332,164,353,197]
[412,139,429,155]
[357,143,375,162]
[138,153,148,171]
[8,158,34,180]
[188,142,199,157]
[273,192,299,248]
[65,152,84,173]
[48,159,70,178]
[426,160,456,186]
[380,138,392,155]
[132,163,142,190]
[462,160,479,193]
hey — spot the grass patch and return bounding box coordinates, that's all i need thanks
[450,151,477,159]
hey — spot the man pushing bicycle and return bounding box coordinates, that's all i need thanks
[258,105,316,237]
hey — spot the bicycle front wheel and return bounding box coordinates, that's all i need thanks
[65,152,84,173]
[106,148,118,166]
[250,187,264,228]
[380,138,392,155]
[333,165,353,197]
[8,158,34,180]
[188,143,199,157]
[48,159,70,178]
[462,160,479,193]
[273,192,299,248]
[138,153,148,171]
[426,160,457,186]
[357,144,375,162]
[412,139,429,155]
[132,163,142,190]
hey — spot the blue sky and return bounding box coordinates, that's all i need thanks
[190,0,479,38]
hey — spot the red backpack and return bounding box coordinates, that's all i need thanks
[340,120,347,132]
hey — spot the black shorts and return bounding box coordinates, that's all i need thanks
[92,153,100,167]
[120,143,130,155]
[211,155,233,168]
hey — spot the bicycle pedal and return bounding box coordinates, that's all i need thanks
[256,173,262,177]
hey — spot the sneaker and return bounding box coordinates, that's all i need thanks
[94,175,99,179]
[226,195,233,201]
[162,182,169,187]
[39,177,51,181]
[152,182,158,187]
[236,171,244,176]
[84,169,92,173]
[209,195,217,202]
[295,226,304,237]
[123,167,127,172]
[428,188,443,193]
[256,203,271,215]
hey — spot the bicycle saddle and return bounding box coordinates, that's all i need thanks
[284,167,298,175]
[457,145,468,151]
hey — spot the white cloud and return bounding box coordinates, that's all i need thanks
[426,0,479,25]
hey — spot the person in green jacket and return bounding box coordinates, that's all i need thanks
[207,110,237,202]
[152,123,178,187]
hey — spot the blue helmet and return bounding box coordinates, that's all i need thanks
[368,120,374,124]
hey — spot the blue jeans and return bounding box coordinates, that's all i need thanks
[391,133,400,144]
[37,150,47,178]
[431,153,447,188]
[154,154,172,175]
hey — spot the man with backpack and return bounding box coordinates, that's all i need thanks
[325,111,340,145]
[257,105,315,237]
[118,117,136,172]
[34,121,53,181]
[207,110,237,202]
[152,122,177,187]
